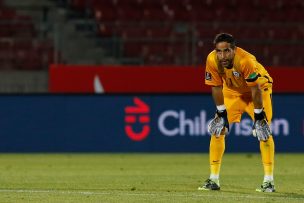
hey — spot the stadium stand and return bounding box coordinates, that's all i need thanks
[1,0,303,68]
[0,0,55,70]
[63,0,304,66]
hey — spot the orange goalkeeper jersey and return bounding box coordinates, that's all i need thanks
[204,47,273,95]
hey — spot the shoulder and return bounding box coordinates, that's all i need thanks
[236,47,257,67]
[206,50,217,66]
[236,47,256,59]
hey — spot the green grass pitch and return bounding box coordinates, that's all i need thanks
[0,153,303,202]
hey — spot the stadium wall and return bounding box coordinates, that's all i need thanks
[0,94,302,152]
[49,65,304,93]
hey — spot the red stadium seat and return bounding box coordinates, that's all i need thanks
[0,3,54,70]
[65,0,303,66]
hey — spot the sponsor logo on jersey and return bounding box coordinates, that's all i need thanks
[232,71,241,78]
[205,72,212,80]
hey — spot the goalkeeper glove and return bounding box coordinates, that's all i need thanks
[217,109,229,132]
[252,110,272,141]
[208,109,229,137]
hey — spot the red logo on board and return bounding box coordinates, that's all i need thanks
[125,97,150,141]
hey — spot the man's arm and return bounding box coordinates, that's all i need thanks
[251,85,272,141]
[251,85,263,109]
[208,85,229,136]
[212,86,224,106]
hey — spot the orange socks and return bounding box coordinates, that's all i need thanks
[260,136,275,179]
[209,135,225,178]
[208,134,274,182]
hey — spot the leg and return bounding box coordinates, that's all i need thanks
[246,91,275,192]
[198,95,244,191]
[261,91,275,178]
[257,134,275,192]
[209,134,225,180]
[259,92,275,190]
[210,94,245,179]
[260,135,275,180]
[198,134,225,190]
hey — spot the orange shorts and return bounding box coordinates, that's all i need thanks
[223,89,272,124]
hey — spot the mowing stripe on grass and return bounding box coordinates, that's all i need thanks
[0,189,302,201]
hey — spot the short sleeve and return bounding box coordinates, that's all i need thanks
[205,55,222,86]
[241,59,260,87]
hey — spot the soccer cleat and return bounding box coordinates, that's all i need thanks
[198,178,220,191]
[256,181,275,192]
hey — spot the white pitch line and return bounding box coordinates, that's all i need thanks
[0,189,303,201]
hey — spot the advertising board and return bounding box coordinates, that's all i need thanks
[0,95,302,152]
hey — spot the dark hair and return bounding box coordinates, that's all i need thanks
[213,33,236,48]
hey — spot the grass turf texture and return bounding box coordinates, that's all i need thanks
[0,153,303,203]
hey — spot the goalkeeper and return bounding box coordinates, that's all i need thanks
[198,33,275,192]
